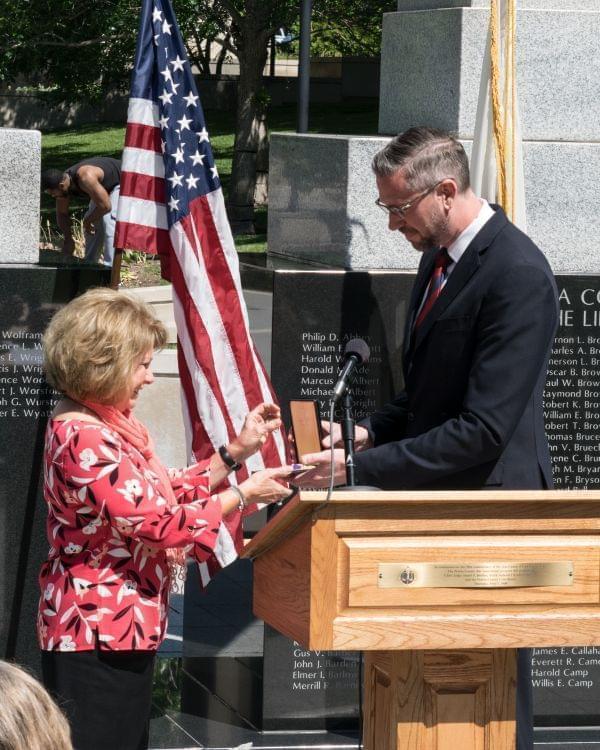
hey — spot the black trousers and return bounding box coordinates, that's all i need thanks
[41,647,156,750]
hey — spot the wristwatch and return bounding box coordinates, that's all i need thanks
[218,444,241,472]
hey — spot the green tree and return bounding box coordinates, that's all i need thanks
[0,0,391,233]
[0,1,137,98]
[0,0,227,98]
[311,0,394,58]
[218,0,395,232]
[211,0,299,233]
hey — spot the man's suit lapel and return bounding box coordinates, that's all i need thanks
[410,206,508,353]
[403,250,436,360]
[412,248,480,349]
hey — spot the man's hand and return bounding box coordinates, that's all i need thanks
[321,421,372,451]
[83,217,97,235]
[292,447,347,488]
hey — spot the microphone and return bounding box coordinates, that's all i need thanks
[331,338,370,404]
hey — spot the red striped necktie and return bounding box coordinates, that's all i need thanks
[415,248,451,328]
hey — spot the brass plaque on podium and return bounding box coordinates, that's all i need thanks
[378,561,574,588]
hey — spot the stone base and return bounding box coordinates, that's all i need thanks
[149,715,359,749]
[267,132,600,273]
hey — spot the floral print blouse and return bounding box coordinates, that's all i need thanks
[38,418,224,652]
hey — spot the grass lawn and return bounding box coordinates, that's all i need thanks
[40,100,379,283]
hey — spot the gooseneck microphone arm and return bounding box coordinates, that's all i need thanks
[332,353,363,404]
[331,338,370,405]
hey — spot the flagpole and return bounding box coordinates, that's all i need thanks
[114,0,290,578]
[297,0,313,133]
[470,0,526,230]
[110,249,123,289]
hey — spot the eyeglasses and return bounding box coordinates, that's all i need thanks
[375,182,440,218]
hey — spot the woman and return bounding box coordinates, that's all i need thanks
[0,660,73,750]
[38,287,292,750]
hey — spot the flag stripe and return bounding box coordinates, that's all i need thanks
[127,96,160,127]
[198,194,285,467]
[114,221,171,255]
[189,199,266,407]
[171,267,235,444]
[122,146,165,178]
[176,286,256,557]
[204,191,243,286]
[252,344,288,462]
[120,172,166,204]
[180,202,256,405]
[175,336,219,460]
[172,224,268,473]
[169,231,240,444]
[118,195,168,230]
[125,122,163,154]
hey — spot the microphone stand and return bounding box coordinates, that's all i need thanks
[341,390,357,486]
[334,388,380,492]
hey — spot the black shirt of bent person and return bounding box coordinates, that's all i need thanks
[65,157,122,199]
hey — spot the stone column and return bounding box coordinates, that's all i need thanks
[267,0,600,272]
[0,128,41,264]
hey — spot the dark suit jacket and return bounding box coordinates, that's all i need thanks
[354,206,559,491]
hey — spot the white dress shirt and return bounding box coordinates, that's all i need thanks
[415,200,495,320]
[445,199,495,278]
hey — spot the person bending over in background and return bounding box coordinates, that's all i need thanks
[41,157,121,267]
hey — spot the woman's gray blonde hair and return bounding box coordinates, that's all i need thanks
[0,660,73,750]
[43,287,167,405]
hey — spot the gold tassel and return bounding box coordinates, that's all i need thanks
[489,0,517,220]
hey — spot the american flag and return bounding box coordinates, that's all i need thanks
[115,0,288,582]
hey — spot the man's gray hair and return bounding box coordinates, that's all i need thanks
[372,126,470,192]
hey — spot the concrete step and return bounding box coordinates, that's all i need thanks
[126,285,273,358]
[150,303,178,344]
[126,284,172,303]
[127,285,177,344]
[152,348,178,375]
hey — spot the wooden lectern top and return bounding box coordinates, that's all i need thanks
[244,489,600,652]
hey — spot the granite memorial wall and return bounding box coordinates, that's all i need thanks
[267,268,411,731]
[0,265,110,671]
[534,275,600,730]
[268,269,600,739]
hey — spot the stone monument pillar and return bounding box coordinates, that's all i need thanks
[267,0,600,273]
[0,128,41,264]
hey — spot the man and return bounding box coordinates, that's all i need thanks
[297,127,559,749]
[41,157,121,267]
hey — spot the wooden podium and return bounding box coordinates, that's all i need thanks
[242,490,600,750]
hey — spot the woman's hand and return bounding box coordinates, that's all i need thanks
[229,402,282,462]
[238,465,294,506]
